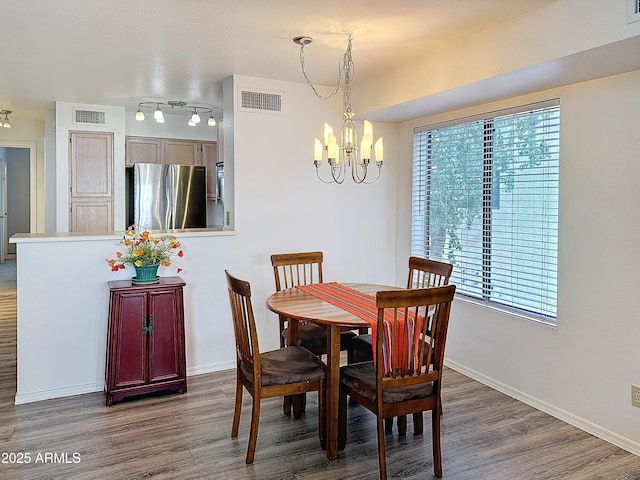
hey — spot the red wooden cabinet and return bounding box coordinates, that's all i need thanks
[105,277,187,405]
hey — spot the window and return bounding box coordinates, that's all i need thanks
[412,100,560,323]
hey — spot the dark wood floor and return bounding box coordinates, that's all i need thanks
[1,258,640,479]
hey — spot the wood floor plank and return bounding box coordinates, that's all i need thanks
[0,258,639,479]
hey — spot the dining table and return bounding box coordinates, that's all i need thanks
[266,282,401,460]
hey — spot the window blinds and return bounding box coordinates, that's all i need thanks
[411,100,560,321]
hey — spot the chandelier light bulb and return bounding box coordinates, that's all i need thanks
[314,138,323,164]
[135,110,145,121]
[188,118,196,127]
[375,137,384,164]
[361,134,372,161]
[191,112,200,124]
[3,117,10,128]
[207,116,216,126]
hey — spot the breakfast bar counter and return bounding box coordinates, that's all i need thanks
[10,228,237,405]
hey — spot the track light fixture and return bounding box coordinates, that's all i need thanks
[135,101,216,127]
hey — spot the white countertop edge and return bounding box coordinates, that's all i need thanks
[10,228,237,244]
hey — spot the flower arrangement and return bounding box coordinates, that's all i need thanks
[107,230,183,273]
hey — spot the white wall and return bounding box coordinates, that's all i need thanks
[396,70,640,454]
[210,74,399,347]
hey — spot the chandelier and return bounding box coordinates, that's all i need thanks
[0,110,11,128]
[135,101,216,127]
[294,34,383,184]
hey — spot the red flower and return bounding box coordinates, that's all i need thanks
[177,250,184,258]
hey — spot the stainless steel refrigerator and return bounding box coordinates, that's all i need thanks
[126,163,207,230]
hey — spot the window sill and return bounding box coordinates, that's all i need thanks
[455,294,557,328]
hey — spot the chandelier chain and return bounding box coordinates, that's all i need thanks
[298,35,354,102]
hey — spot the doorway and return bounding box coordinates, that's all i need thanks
[0,144,32,263]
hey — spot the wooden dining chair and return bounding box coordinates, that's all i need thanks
[348,256,453,364]
[348,256,453,435]
[225,270,326,464]
[338,285,456,479]
[271,251,356,415]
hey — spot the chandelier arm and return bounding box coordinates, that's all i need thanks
[360,165,383,185]
[315,166,341,184]
[351,160,368,184]
[330,161,346,184]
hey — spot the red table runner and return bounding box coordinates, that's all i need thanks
[296,282,423,373]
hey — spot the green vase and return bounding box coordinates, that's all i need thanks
[132,264,160,285]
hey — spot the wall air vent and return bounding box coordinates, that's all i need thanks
[627,0,640,23]
[73,108,107,125]
[239,90,282,114]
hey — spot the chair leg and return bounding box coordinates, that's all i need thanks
[246,396,261,464]
[397,415,407,436]
[376,413,388,480]
[319,381,326,449]
[338,384,347,451]
[231,374,243,437]
[432,404,442,477]
[413,412,424,434]
[283,395,292,416]
[279,317,286,348]
[292,393,306,419]
[384,417,393,434]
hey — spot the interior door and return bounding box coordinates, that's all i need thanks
[0,155,7,263]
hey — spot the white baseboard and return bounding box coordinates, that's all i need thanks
[15,381,104,405]
[445,359,640,457]
[187,360,235,377]
[13,362,237,405]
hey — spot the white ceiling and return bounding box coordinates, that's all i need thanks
[1,0,560,119]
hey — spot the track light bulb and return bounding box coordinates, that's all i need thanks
[154,106,164,122]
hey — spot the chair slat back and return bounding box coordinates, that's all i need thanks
[407,256,453,289]
[225,270,259,379]
[375,285,456,386]
[271,251,323,291]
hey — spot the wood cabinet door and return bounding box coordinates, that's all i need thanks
[69,131,113,232]
[147,288,184,383]
[164,139,199,165]
[202,142,218,199]
[125,137,162,165]
[111,291,148,390]
[70,201,112,233]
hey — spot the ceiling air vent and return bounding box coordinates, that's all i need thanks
[73,108,107,125]
[239,90,282,114]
